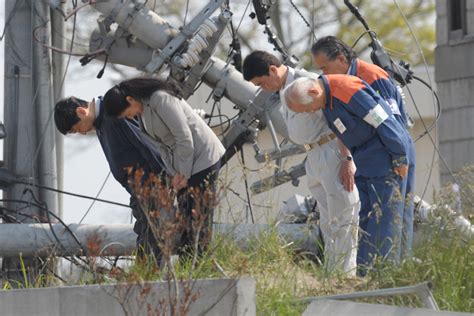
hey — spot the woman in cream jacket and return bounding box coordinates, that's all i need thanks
[104,78,225,258]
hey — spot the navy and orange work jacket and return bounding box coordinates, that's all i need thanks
[320,74,408,178]
[349,58,409,128]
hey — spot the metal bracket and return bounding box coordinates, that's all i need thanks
[251,162,306,194]
[254,143,307,163]
[144,0,226,73]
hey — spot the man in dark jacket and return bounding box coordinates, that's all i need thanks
[54,96,168,261]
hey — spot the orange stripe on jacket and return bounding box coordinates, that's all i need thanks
[326,74,367,105]
[355,59,390,85]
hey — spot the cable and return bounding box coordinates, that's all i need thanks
[63,0,95,21]
[412,75,441,142]
[289,0,316,42]
[392,0,459,198]
[240,148,255,223]
[33,23,107,57]
[14,180,130,208]
[183,0,190,26]
[351,30,372,49]
[78,171,112,224]
[225,0,251,64]
[0,199,86,256]
[0,0,24,41]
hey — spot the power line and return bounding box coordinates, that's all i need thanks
[15,180,130,208]
[78,171,113,224]
[392,0,460,204]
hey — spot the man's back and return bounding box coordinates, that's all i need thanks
[94,98,166,192]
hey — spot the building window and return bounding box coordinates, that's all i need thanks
[448,0,466,40]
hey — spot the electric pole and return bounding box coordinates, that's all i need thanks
[2,0,60,285]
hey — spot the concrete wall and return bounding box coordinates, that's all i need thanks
[436,0,474,184]
[0,278,256,316]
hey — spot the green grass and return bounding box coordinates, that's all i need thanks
[119,223,471,314]
[2,221,472,314]
[168,224,473,314]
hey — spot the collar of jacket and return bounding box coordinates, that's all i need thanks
[93,96,104,130]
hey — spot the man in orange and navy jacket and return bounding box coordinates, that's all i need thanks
[283,74,409,276]
[311,36,416,265]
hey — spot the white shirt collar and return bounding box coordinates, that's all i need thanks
[94,97,101,119]
[283,66,295,89]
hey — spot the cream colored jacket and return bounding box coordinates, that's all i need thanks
[140,90,225,178]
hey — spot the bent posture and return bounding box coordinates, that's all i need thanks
[54,96,167,260]
[284,75,409,275]
[103,78,225,257]
[243,51,360,275]
[312,36,416,260]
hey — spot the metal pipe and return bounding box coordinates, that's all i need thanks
[415,196,473,239]
[91,0,177,49]
[0,223,320,257]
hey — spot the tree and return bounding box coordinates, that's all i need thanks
[241,0,435,68]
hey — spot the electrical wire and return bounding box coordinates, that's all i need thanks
[225,0,251,64]
[392,0,460,203]
[0,206,98,276]
[63,0,95,21]
[78,171,113,224]
[412,75,441,142]
[0,198,85,253]
[14,180,130,208]
[183,0,190,26]
[0,198,116,272]
[33,23,107,57]
[0,0,23,41]
[351,30,373,49]
[240,148,255,223]
[289,0,316,42]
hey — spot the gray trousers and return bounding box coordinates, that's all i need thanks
[305,139,360,276]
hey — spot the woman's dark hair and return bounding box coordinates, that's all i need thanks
[311,36,358,63]
[103,78,182,118]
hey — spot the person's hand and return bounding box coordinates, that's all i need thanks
[172,173,188,191]
[393,164,408,178]
[340,159,356,192]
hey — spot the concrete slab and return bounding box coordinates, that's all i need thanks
[303,299,474,316]
[0,278,256,316]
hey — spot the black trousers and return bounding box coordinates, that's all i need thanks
[131,196,161,261]
[176,160,221,258]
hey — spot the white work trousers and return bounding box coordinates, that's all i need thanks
[305,139,360,276]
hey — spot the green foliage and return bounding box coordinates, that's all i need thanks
[336,0,435,66]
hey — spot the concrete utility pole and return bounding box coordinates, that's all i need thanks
[2,0,59,284]
[51,2,65,219]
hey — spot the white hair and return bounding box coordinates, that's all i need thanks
[283,77,317,107]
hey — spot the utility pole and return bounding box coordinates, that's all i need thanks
[51,1,65,219]
[2,0,59,285]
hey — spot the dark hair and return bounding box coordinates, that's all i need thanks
[103,78,182,118]
[54,97,89,135]
[311,36,358,63]
[242,50,282,81]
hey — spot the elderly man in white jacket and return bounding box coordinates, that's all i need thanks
[243,51,360,275]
